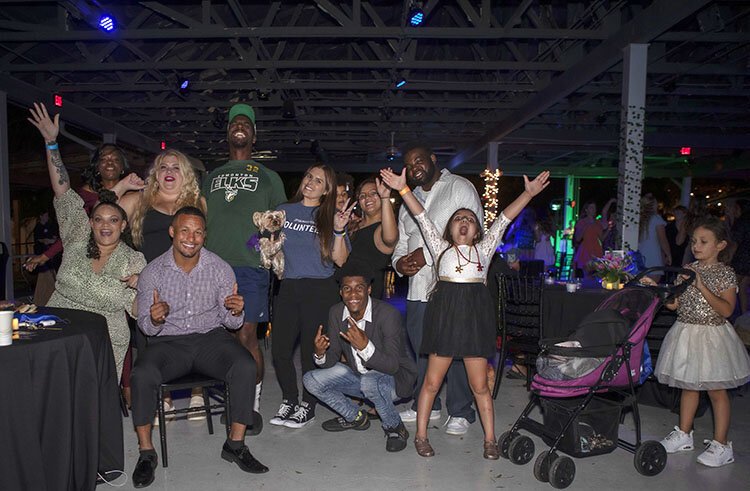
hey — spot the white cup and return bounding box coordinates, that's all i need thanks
[565,282,577,293]
[0,311,13,346]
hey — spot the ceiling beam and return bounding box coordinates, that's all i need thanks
[448,0,713,169]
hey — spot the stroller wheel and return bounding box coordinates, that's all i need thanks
[534,450,554,482]
[634,441,668,476]
[508,435,535,465]
[498,431,515,459]
[548,455,575,489]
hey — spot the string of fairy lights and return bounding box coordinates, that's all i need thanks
[481,168,502,231]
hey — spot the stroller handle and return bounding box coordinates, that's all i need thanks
[625,266,696,301]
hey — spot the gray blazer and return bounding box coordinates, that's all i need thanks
[320,298,417,399]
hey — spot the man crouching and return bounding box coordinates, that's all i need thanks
[303,260,416,452]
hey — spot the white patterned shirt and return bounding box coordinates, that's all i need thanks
[391,169,483,302]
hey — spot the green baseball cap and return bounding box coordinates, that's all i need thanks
[228,103,256,124]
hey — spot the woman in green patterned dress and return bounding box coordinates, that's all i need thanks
[28,103,146,379]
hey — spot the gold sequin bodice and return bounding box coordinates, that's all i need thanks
[677,261,737,326]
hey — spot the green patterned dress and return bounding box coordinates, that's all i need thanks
[48,189,146,379]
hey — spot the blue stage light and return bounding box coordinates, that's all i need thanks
[180,80,190,90]
[408,8,424,26]
[98,15,115,32]
[395,79,407,88]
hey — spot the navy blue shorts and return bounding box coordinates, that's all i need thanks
[232,266,270,323]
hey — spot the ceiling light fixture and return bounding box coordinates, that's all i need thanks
[408,2,425,26]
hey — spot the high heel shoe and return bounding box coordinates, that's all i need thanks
[414,437,435,457]
[483,440,500,460]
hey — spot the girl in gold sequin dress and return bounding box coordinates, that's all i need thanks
[655,217,750,468]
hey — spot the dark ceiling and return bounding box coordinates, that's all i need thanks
[1,0,749,180]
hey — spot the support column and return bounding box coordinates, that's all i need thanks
[486,142,499,171]
[680,176,692,207]
[616,44,648,251]
[0,91,13,299]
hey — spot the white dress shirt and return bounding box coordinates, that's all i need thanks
[391,169,483,302]
[314,296,376,374]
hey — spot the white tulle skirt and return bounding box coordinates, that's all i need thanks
[655,320,750,390]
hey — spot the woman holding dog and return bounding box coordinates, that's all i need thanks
[345,176,398,299]
[270,164,354,430]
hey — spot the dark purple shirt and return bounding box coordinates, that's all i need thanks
[136,247,244,336]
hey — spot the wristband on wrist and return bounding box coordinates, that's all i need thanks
[399,186,411,196]
[46,142,59,150]
[334,228,346,237]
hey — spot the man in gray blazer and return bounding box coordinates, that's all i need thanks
[303,261,416,452]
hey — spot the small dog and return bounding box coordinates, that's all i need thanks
[252,210,286,279]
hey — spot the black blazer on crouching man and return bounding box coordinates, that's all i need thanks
[319,298,417,399]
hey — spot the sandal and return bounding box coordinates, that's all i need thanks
[414,437,435,457]
[483,440,500,460]
[505,368,526,380]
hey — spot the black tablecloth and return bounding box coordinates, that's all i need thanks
[0,307,124,491]
[541,284,612,339]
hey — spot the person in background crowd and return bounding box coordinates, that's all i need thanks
[638,194,671,280]
[336,172,355,212]
[653,217,750,468]
[505,208,537,261]
[380,166,549,459]
[269,164,353,429]
[573,198,615,277]
[390,144,481,437]
[28,102,145,379]
[130,207,267,488]
[666,205,689,268]
[31,210,58,305]
[345,176,398,299]
[730,199,750,314]
[533,214,556,270]
[202,103,287,431]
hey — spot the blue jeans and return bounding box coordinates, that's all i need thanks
[303,363,401,430]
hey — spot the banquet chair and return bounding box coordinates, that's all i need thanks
[157,374,230,467]
[0,241,8,300]
[492,273,544,398]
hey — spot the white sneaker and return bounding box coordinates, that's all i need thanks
[697,440,734,467]
[660,426,694,453]
[187,395,207,421]
[399,408,441,423]
[444,416,470,436]
[153,401,175,426]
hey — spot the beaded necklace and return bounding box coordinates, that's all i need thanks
[453,245,483,273]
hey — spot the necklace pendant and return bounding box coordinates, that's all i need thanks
[477,263,483,272]
[455,265,463,273]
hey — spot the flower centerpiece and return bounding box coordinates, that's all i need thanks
[588,251,634,290]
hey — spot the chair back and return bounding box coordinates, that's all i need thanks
[498,273,543,338]
[0,242,9,300]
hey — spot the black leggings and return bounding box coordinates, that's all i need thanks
[271,277,340,409]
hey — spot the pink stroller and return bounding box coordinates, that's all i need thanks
[498,267,694,489]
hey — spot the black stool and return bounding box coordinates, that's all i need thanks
[157,374,231,467]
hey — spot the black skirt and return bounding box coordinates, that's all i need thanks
[421,281,496,359]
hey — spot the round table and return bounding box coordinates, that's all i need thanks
[0,307,124,491]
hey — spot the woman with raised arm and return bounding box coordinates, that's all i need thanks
[28,102,146,378]
[345,176,398,299]
[380,166,549,460]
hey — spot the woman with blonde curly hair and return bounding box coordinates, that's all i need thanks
[120,149,206,262]
[637,193,671,280]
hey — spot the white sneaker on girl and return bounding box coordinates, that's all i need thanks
[660,426,694,453]
[697,440,734,467]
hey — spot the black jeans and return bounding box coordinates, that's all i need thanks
[271,277,340,409]
[131,328,256,427]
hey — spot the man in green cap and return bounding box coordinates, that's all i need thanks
[202,103,287,432]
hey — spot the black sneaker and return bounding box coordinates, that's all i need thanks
[283,402,315,428]
[384,422,409,452]
[132,452,158,488]
[321,410,370,432]
[221,442,269,474]
[269,400,295,426]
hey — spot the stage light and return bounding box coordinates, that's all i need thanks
[179,80,190,95]
[98,15,115,32]
[680,147,691,155]
[161,141,166,150]
[395,78,407,88]
[54,94,63,107]
[408,5,425,26]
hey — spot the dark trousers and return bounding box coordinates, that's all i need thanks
[406,300,476,422]
[131,328,256,427]
[272,277,340,409]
